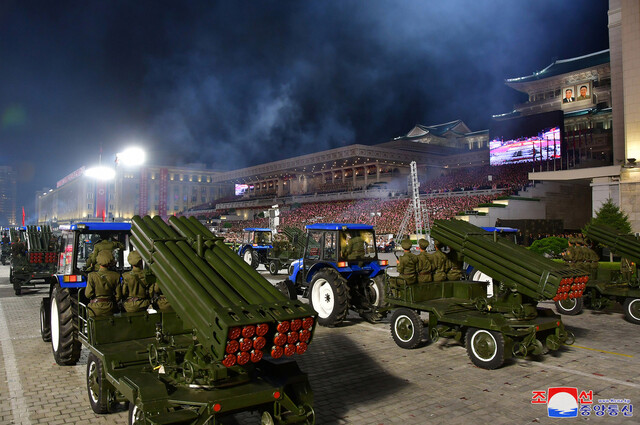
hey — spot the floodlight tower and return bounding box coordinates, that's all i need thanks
[396,161,431,246]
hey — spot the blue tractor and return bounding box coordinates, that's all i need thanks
[39,222,131,365]
[237,228,273,269]
[283,223,388,327]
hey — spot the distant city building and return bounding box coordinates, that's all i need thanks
[36,164,228,225]
[0,166,17,226]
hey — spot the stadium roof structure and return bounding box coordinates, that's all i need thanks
[505,50,610,85]
[208,143,455,185]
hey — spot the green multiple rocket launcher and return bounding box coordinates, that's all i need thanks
[10,225,58,295]
[554,224,640,324]
[80,216,317,425]
[265,227,308,275]
[384,219,590,369]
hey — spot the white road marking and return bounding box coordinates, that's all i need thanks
[525,361,640,389]
[0,300,32,425]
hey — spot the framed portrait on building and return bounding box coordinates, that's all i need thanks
[562,86,576,104]
[576,83,591,101]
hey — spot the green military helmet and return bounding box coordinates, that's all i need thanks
[401,239,413,250]
[418,239,429,250]
[128,250,142,266]
[96,250,114,266]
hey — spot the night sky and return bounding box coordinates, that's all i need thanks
[0,0,610,218]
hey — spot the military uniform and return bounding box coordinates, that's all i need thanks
[396,239,418,285]
[343,234,365,260]
[86,239,124,271]
[431,248,451,282]
[150,282,172,312]
[85,251,121,317]
[120,251,151,313]
[417,239,433,283]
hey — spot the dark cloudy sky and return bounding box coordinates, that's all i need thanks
[1,0,610,215]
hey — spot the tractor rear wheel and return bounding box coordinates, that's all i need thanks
[243,248,259,269]
[623,298,640,325]
[50,285,81,365]
[40,299,51,342]
[309,269,348,327]
[465,328,505,369]
[390,308,423,349]
[555,297,583,316]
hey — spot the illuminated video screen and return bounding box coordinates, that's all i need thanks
[235,184,253,196]
[490,127,561,166]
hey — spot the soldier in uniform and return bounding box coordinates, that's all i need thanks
[150,280,172,312]
[431,241,452,282]
[11,236,26,259]
[562,237,579,267]
[342,231,365,260]
[120,251,151,313]
[417,239,433,283]
[86,236,125,271]
[85,250,121,317]
[396,239,418,285]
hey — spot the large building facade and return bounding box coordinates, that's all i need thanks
[36,164,228,225]
[0,166,17,226]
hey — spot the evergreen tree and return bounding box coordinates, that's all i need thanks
[585,198,632,234]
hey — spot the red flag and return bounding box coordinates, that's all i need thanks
[102,209,106,222]
[22,207,25,226]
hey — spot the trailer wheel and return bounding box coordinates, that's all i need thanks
[268,260,280,275]
[623,298,640,325]
[87,352,110,414]
[275,279,297,300]
[40,299,51,342]
[13,281,21,296]
[554,297,583,316]
[465,328,505,369]
[243,247,259,269]
[309,269,348,327]
[50,285,81,365]
[390,308,423,349]
[9,267,14,283]
[128,401,145,425]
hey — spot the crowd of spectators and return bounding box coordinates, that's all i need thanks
[226,194,500,235]
[420,163,531,195]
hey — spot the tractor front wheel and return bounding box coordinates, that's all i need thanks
[309,269,348,327]
[243,248,259,269]
[465,328,505,370]
[623,298,640,325]
[390,308,423,349]
[554,297,583,316]
[275,279,297,300]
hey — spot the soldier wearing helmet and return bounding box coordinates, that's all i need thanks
[86,235,125,271]
[85,250,121,317]
[396,239,418,285]
[417,238,433,283]
[120,251,151,313]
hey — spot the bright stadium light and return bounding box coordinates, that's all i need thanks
[117,147,146,167]
[85,165,116,180]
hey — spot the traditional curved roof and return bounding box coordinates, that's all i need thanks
[506,50,609,84]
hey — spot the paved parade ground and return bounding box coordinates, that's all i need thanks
[0,263,638,425]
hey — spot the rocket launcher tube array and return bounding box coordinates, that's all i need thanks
[431,220,588,302]
[585,224,640,264]
[130,215,316,363]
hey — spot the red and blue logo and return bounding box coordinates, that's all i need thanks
[546,387,579,417]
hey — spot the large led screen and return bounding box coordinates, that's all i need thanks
[235,184,253,196]
[489,110,564,166]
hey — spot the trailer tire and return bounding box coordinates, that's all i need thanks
[128,401,145,425]
[390,308,423,349]
[554,297,583,315]
[50,285,81,365]
[268,260,280,275]
[623,298,640,325]
[40,299,51,342]
[87,353,110,414]
[466,328,505,370]
[275,279,297,300]
[13,281,21,296]
[243,247,259,269]
[309,269,348,327]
